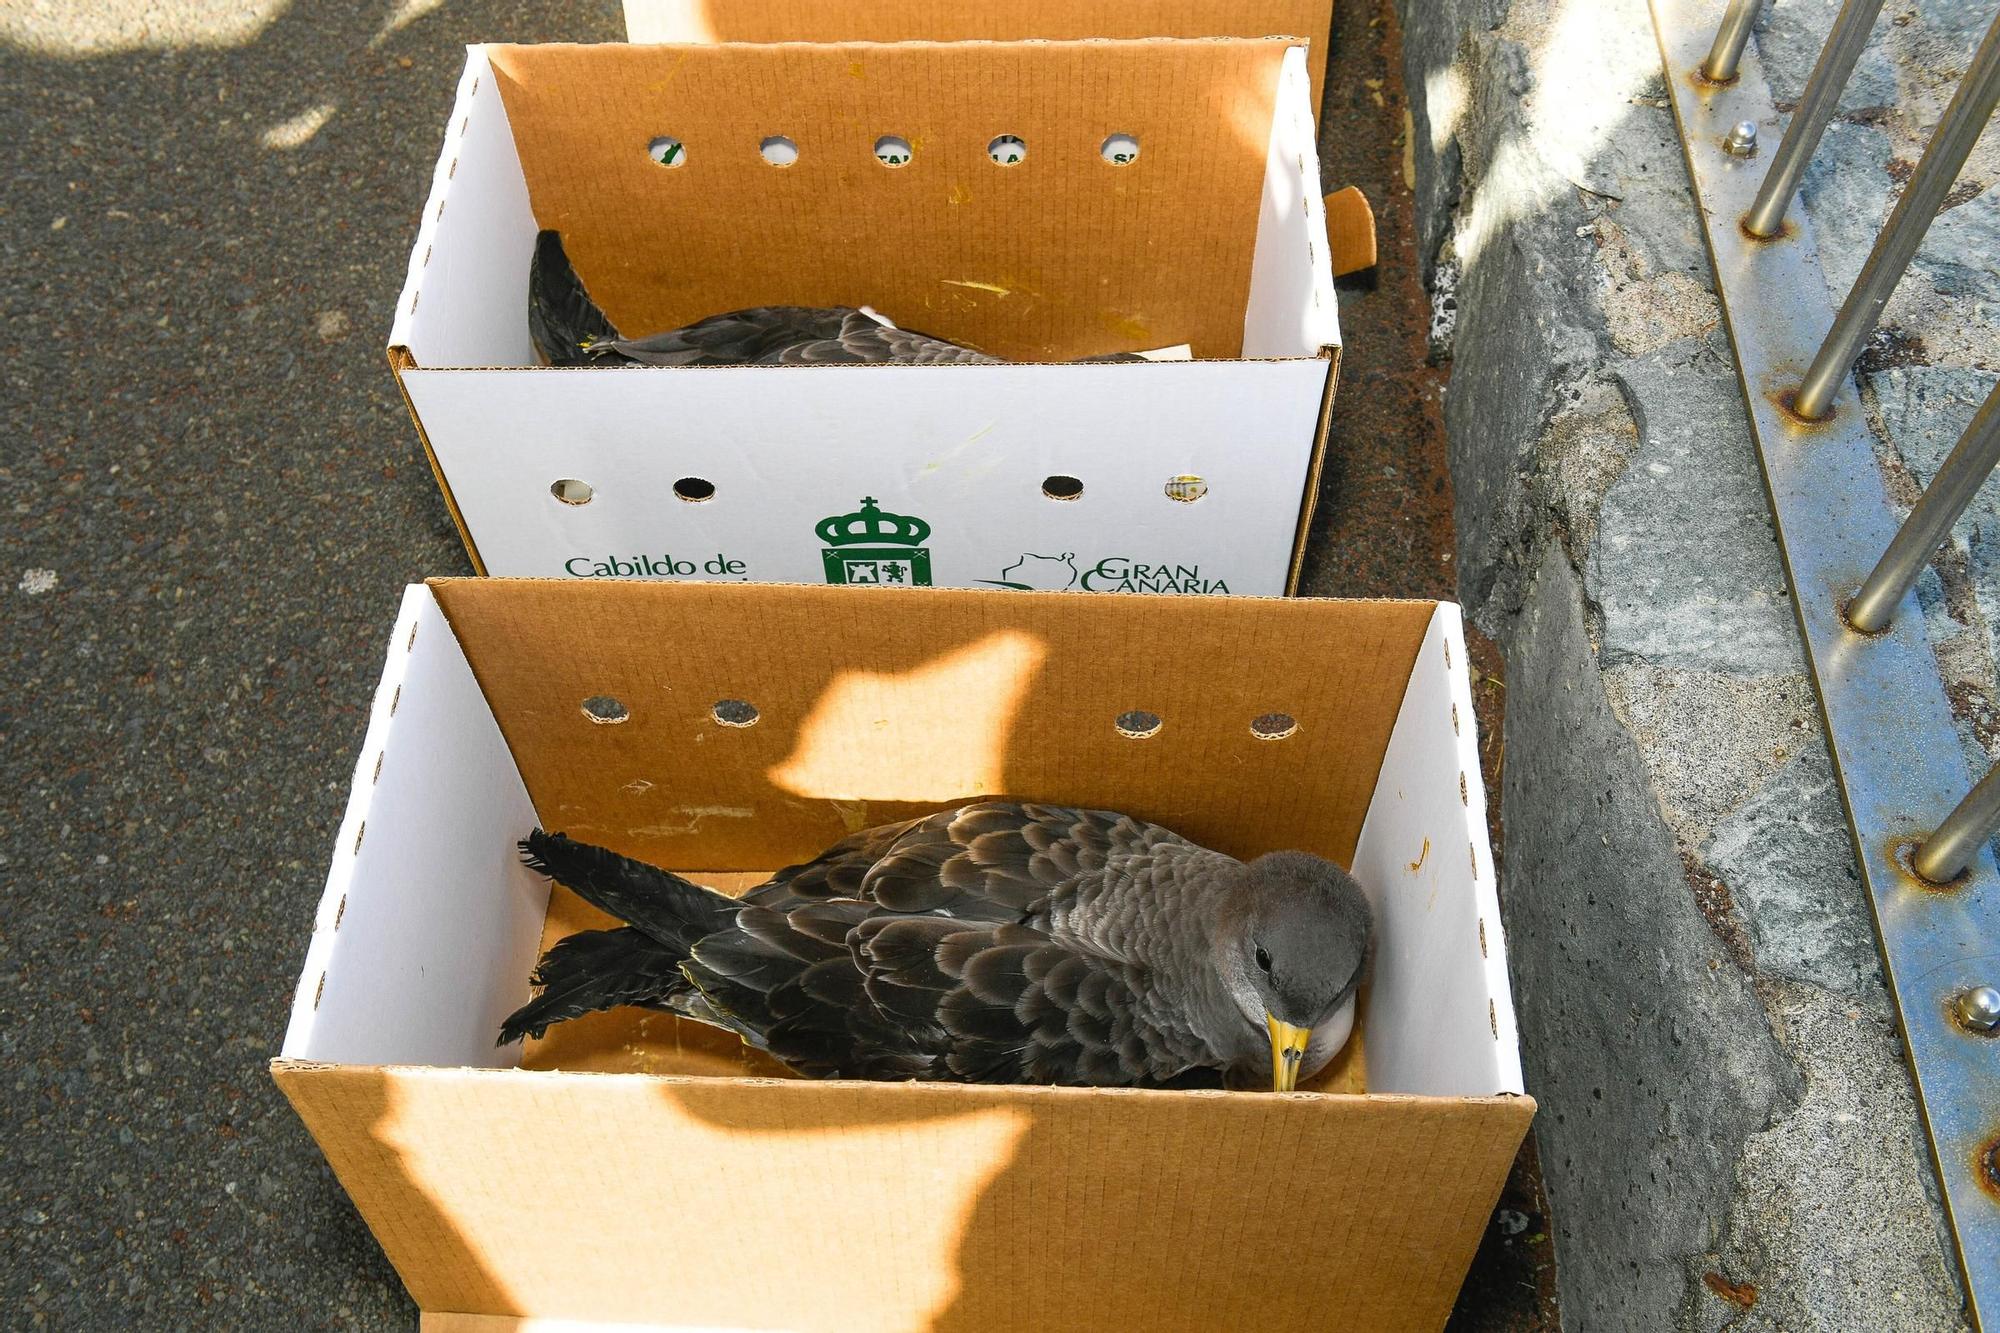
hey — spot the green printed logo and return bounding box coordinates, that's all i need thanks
[980,553,1079,591]
[817,497,933,587]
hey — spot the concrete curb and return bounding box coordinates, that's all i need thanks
[1394,1,1970,1326]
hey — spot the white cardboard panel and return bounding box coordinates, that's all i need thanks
[281,587,547,1069]
[402,358,1329,592]
[391,47,539,369]
[1242,46,1339,358]
[1352,603,1525,1097]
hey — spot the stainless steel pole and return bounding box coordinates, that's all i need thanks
[1742,0,1886,238]
[1847,378,2000,632]
[1792,8,2000,419]
[1915,764,2000,884]
[1703,0,1762,83]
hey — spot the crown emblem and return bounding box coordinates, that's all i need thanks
[816,497,930,548]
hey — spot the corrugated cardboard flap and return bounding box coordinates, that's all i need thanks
[275,1059,1532,1332]
[484,39,1292,362]
[1324,185,1379,276]
[426,579,1432,871]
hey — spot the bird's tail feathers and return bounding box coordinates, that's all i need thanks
[519,830,739,951]
[497,926,691,1045]
[527,229,627,366]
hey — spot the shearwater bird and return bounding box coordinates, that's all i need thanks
[527,230,1146,367]
[500,801,1373,1091]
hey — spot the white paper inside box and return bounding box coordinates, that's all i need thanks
[389,40,1340,592]
[275,580,1528,1333]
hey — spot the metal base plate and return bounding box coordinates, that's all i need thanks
[1649,0,2000,1321]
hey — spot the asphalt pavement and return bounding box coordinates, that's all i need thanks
[2,4,619,1325]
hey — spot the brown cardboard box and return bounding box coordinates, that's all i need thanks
[620,0,1341,108]
[276,580,1531,1332]
[389,40,1340,593]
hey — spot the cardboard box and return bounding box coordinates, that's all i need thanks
[275,580,1531,1332]
[620,0,1340,109]
[391,40,1340,594]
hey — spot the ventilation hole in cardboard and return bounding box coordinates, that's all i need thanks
[389,685,401,717]
[334,895,348,930]
[988,134,1027,166]
[673,477,716,503]
[353,821,366,854]
[1444,638,1453,669]
[648,136,686,167]
[1115,710,1163,739]
[406,619,419,652]
[1042,475,1084,501]
[1469,842,1479,879]
[1451,702,1461,735]
[1489,998,1498,1038]
[313,973,326,1010]
[1164,474,1209,503]
[371,752,383,785]
[1478,918,1488,958]
[1249,713,1298,741]
[581,696,630,725]
[551,478,594,505]
[760,136,799,166]
[874,136,913,167]
[1101,133,1141,165]
[712,699,760,728]
[1459,772,1469,805]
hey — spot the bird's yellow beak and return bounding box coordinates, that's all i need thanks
[1267,1013,1311,1092]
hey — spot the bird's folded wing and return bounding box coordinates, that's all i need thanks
[769,313,1003,365]
[680,803,1209,1084]
[854,914,1193,1085]
[856,801,1134,918]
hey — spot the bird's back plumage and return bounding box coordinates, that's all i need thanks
[525,229,1002,368]
[501,803,1248,1087]
[611,306,1003,367]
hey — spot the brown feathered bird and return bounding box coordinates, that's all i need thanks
[500,802,1373,1091]
[527,230,1143,367]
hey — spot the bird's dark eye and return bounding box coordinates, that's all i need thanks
[1255,946,1272,973]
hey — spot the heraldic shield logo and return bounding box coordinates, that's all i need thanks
[817,497,933,587]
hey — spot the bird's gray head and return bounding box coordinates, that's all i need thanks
[1221,851,1373,1091]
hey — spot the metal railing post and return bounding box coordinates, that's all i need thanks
[1742,0,1886,238]
[1847,378,2000,632]
[1916,765,2000,884]
[1703,0,1763,83]
[1648,0,2000,1315]
[1792,8,2000,419]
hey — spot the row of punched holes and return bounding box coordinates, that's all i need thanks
[550,475,1210,505]
[647,132,1141,169]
